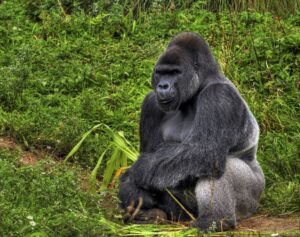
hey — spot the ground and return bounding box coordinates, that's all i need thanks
[237,215,299,232]
[0,136,299,236]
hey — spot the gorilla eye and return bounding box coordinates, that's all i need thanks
[156,69,181,75]
[169,69,181,75]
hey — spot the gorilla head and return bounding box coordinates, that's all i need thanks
[152,32,220,112]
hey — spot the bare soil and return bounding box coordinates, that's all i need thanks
[0,137,16,149]
[0,136,299,234]
[237,214,299,232]
[0,137,40,165]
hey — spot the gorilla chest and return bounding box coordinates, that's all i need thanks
[161,111,195,142]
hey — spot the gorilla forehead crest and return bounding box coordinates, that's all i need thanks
[164,32,218,70]
[152,32,219,112]
[157,46,185,65]
[169,32,211,56]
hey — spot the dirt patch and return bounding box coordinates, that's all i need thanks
[237,214,299,232]
[0,137,17,149]
[0,137,40,165]
[19,151,39,165]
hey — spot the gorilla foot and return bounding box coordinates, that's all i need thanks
[190,215,236,232]
[124,208,168,224]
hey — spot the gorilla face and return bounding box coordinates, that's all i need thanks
[152,33,220,112]
[152,46,200,112]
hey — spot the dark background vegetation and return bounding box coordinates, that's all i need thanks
[0,0,299,236]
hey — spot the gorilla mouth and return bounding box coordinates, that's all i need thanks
[156,93,178,111]
[158,98,174,105]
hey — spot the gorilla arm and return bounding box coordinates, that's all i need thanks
[132,83,248,191]
[139,92,165,153]
[118,92,165,208]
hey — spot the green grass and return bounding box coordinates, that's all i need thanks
[0,149,106,236]
[0,148,299,237]
[0,0,299,236]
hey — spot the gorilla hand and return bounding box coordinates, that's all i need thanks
[118,168,157,209]
[130,153,156,190]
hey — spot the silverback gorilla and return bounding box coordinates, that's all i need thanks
[119,32,265,231]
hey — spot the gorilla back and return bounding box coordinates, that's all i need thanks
[118,32,265,231]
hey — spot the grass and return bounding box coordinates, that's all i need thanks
[0,147,299,236]
[0,149,105,236]
[0,0,299,236]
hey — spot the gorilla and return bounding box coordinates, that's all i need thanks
[118,32,265,231]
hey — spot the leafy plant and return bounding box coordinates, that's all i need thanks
[64,124,138,191]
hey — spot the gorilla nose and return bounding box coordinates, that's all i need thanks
[157,81,170,93]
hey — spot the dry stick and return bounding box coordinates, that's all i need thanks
[166,189,196,221]
[127,201,135,215]
[130,197,143,221]
[209,179,216,211]
[209,179,218,231]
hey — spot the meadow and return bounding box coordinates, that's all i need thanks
[0,0,299,236]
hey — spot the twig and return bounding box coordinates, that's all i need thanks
[166,189,196,221]
[130,197,143,221]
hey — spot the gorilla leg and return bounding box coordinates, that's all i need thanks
[194,176,236,231]
[194,158,265,231]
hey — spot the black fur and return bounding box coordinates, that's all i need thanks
[118,32,265,230]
